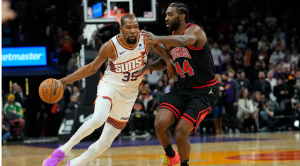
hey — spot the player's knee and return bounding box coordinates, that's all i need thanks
[89,118,105,129]
[154,117,167,133]
[174,128,188,142]
[101,142,112,150]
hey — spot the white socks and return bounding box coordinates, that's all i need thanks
[69,123,121,166]
[59,99,111,155]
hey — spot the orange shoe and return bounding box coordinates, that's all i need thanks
[161,150,180,166]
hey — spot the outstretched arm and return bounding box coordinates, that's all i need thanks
[60,42,114,85]
[141,26,206,48]
[137,43,176,78]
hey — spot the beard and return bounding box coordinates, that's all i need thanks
[125,36,137,44]
[167,17,180,32]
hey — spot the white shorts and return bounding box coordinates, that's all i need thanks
[95,78,138,130]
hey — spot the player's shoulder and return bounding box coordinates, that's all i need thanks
[185,24,204,34]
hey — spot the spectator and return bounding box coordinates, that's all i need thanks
[248,26,259,51]
[266,70,278,91]
[291,48,299,66]
[12,82,18,93]
[234,25,248,50]
[164,79,175,94]
[254,99,279,131]
[274,75,291,103]
[3,94,25,137]
[211,42,222,73]
[233,47,244,70]
[237,89,257,132]
[269,46,285,66]
[14,24,28,46]
[67,95,79,111]
[222,71,239,133]
[273,63,283,79]
[253,71,272,99]
[67,53,78,74]
[249,61,263,84]
[271,33,286,50]
[258,35,270,51]
[282,63,290,77]
[236,69,252,92]
[220,46,232,73]
[72,86,80,97]
[218,33,227,46]
[147,91,160,133]
[139,90,150,111]
[129,94,147,136]
[14,85,27,111]
[146,58,163,91]
[2,113,11,145]
[252,91,262,110]
[58,31,74,68]
[265,12,277,27]
[212,74,225,134]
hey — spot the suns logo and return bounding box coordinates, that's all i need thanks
[110,51,147,73]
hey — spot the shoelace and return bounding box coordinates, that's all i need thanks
[161,155,171,166]
[50,152,62,165]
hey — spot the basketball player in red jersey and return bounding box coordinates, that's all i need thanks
[139,2,219,166]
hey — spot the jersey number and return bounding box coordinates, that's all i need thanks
[122,71,138,82]
[176,60,194,78]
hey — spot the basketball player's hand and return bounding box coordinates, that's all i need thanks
[2,0,16,23]
[141,30,158,47]
[135,66,153,77]
[167,63,177,79]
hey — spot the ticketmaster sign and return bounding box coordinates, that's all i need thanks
[2,47,47,67]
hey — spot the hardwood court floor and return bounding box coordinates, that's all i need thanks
[2,132,300,166]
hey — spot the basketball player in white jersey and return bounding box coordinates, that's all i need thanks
[43,14,176,166]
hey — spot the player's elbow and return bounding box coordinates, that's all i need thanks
[88,64,98,74]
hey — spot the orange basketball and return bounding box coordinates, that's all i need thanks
[39,78,64,104]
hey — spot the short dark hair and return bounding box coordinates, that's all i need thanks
[120,14,137,26]
[169,2,189,23]
[222,71,229,77]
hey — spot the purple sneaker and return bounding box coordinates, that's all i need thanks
[43,148,66,166]
[66,161,71,166]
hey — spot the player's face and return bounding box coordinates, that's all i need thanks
[120,18,139,45]
[165,7,181,32]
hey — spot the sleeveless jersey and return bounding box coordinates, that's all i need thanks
[170,23,216,88]
[103,33,148,88]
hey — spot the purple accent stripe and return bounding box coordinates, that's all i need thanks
[110,39,118,61]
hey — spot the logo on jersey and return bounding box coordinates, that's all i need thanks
[110,51,147,73]
[119,51,125,55]
[120,117,129,120]
[138,44,145,50]
[170,47,191,60]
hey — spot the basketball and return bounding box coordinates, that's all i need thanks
[39,78,64,104]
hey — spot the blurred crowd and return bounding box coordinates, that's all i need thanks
[2,0,300,142]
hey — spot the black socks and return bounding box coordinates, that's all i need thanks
[181,159,189,166]
[163,144,175,158]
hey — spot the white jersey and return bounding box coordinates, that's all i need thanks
[103,33,148,88]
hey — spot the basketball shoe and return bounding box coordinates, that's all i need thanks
[66,161,70,166]
[161,150,180,166]
[43,148,66,166]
